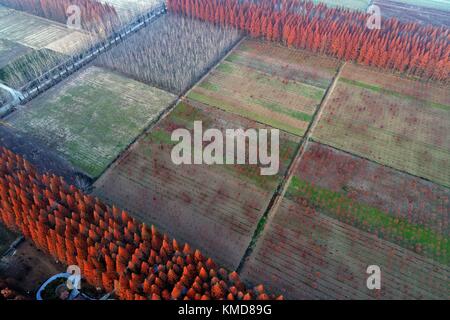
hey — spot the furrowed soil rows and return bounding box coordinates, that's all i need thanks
[312,63,450,187]
[6,66,176,178]
[0,5,91,52]
[189,39,340,136]
[240,141,449,299]
[240,195,450,299]
[102,0,162,22]
[374,0,450,26]
[94,101,300,270]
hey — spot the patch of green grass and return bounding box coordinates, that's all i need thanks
[199,81,220,92]
[340,77,450,111]
[217,61,236,74]
[250,98,313,122]
[150,129,177,145]
[287,176,449,265]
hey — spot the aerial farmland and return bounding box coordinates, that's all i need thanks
[0,0,449,304]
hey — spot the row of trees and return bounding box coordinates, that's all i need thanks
[0,147,281,300]
[167,0,449,81]
[0,0,119,33]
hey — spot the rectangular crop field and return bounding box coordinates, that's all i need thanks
[373,0,450,26]
[0,39,31,69]
[382,0,450,11]
[240,143,449,299]
[6,66,176,178]
[102,0,161,21]
[94,100,300,269]
[0,5,90,51]
[312,63,450,188]
[188,39,340,137]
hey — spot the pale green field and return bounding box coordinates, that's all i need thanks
[0,5,91,53]
[7,66,176,178]
[313,0,370,10]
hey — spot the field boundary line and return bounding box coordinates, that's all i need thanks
[236,61,345,274]
[313,139,450,190]
[92,34,246,186]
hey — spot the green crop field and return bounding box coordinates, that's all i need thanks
[6,66,176,178]
[189,39,340,136]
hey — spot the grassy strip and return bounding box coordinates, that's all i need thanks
[199,81,220,92]
[250,97,313,122]
[188,91,305,136]
[287,176,449,265]
[340,77,450,111]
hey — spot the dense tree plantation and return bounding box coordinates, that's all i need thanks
[96,15,241,94]
[167,0,450,81]
[0,147,282,300]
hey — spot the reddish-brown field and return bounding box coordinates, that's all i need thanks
[297,142,449,236]
[94,100,299,270]
[240,196,450,299]
[240,142,449,299]
[313,63,450,188]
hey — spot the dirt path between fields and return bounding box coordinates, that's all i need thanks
[236,61,345,273]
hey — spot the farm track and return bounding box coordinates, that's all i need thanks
[236,62,346,273]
